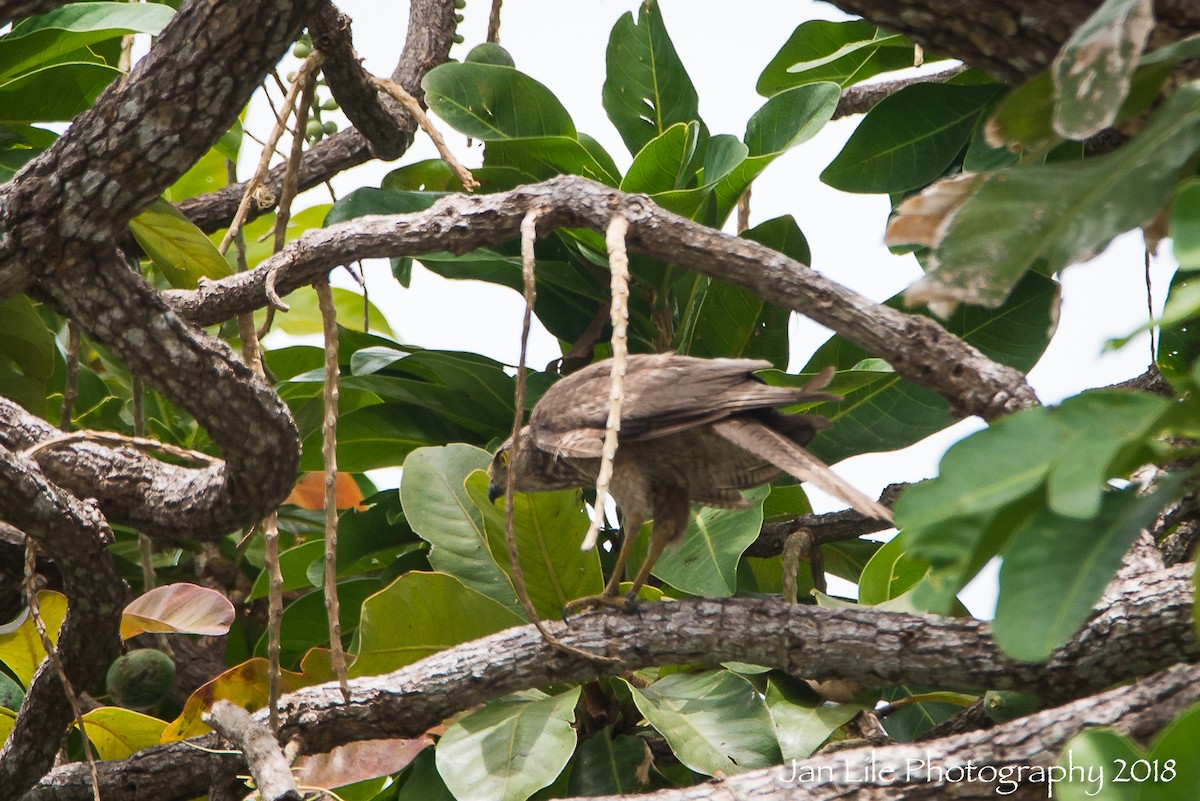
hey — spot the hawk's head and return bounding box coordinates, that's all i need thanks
[486,428,585,503]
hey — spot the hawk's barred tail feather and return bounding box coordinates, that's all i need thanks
[710,419,893,523]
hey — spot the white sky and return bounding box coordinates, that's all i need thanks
[248,1,1181,615]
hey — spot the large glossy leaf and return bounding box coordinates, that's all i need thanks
[645,486,768,597]
[400,445,520,611]
[352,572,525,677]
[895,392,1171,614]
[900,81,1200,311]
[994,482,1178,661]
[1055,729,1141,801]
[765,678,860,759]
[757,20,923,96]
[465,470,603,619]
[0,2,175,84]
[780,270,1058,463]
[602,0,700,157]
[1051,0,1154,139]
[423,62,575,140]
[626,670,781,775]
[436,688,581,801]
[706,82,840,224]
[821,83,1003,193]
[620,121,700,194]
[299,403,468,472]
[1156,269,1200,391]
[566,728,648,796]
[1147,703,1200,801]
[257,578,379,668]
[486,136,620,185]
[0,61,118,123]
[129,198,234,288]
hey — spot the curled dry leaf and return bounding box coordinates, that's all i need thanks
[884,173,984,317]
[120,583,235,640]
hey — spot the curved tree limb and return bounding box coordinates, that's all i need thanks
[166,176,1039,420]
[21,563,1197,800]
[0,446,127,797]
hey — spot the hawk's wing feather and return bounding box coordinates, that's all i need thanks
[530,355,836,456]
[710,418,893,522]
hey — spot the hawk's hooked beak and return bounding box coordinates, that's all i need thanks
[487,483,502,504]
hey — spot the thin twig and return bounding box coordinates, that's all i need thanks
[369,76,479,191]
[487,0,502,43]
[581,215,630,552]
[1146,247,1156,363]
[218,52,325,256]
[316,279,351,701]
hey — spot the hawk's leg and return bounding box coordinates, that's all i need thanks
[563,514,645,619]
[621,490,689,609]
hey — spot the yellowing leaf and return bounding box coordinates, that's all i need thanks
[0,590,67,687]
[80,707,168,760]
[160,658,303,741]
[120,583,234,640]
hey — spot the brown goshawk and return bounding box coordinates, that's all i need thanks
[487,353,892,611]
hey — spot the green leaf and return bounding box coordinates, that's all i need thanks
[129,198,234,288]
[905,80,1200,310]
[397,749,456,801]
[757,20,923,95]
[648,486,768,597]
[620,121,700,194]
[0,2,174,84]
[1158,274,1200,393]
[400,445,520,612]
[706,83,840,224]
[423,62,575,140]
[994,482,1179,661]
[1170,178,1200,271]
[682,216,807,367]
[262,578,378,668]
[1056,729,1141,801]
[351,572,524,677]
[1051,0,1154,139]
[602,0,700,157]
[465,470,604,619]
[300,404,467,472]
[485,136,620,185]
[765,678,860,760]
[268,286,392,338]
[1148,703,1200,801]
[858,535,926,605]
[0,295,54,382]
[786,270,1057,463]
[0,61,119,123]
[625,669,781,775]
[436,687,581,801]
[79,707,167,761]
[821,83,1003,193]
[566,728,647,797]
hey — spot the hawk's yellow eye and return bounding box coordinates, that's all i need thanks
[497,451,510,467]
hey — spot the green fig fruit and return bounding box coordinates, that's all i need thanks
[106,649,175,711]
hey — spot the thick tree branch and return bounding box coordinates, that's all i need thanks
[23,563,1197,800]
[829,0,1200,85]
[180,0,457,233]
[167,176,1038,420]
[0,447,127,797]
[575,661,1200,801]
[0,0,322,299]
